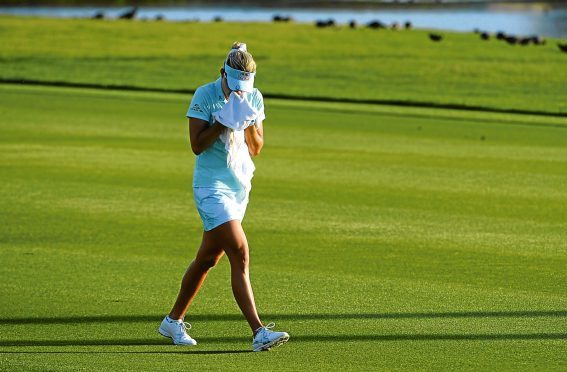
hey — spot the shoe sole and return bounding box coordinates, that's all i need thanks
[253,334,290,352]
[158,327,197,346]
[158,327,170,339]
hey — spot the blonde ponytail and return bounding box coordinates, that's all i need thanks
[225,41,257,73]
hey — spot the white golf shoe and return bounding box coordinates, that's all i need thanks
[158,316,197,346]
[252,322,289,352]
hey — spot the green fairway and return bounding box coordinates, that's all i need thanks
[0,84,566,370]
[1,16,566,114]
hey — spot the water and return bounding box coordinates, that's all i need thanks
[1,4,566,39]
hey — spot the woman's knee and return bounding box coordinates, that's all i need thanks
[194,254,222,271]
[210,220,249,270]
[225,243,249,271]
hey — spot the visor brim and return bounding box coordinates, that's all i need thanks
[226,76,254,93]
[224,63,255,93]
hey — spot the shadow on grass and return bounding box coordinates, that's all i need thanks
[286,104,567,129]
[0,310,565,325]
[0,350,252,355]
[3,78,566,119]
[0,333,565,348]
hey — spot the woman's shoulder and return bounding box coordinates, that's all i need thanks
[250,88,264,109]
[194,80,217,97]
[189,80,221,118]
[251,87,263,99]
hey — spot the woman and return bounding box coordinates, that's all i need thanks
[158,42,289,352]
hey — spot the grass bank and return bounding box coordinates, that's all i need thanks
[0,15,566,114]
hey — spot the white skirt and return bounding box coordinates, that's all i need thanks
[193,187,250,231]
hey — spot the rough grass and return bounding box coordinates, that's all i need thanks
[0,16,566,114]
[0,84,566,370]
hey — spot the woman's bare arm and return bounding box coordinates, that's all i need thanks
[189,117,225,155]
[244,120,264,157]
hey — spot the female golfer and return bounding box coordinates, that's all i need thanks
[158,42,289,352]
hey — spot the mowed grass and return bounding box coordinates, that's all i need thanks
[0,84,567,370]
[0,15,566,114]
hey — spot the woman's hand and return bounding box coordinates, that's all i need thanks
[189,117,225,155]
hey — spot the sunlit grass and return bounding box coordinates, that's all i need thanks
[0,84,566,369]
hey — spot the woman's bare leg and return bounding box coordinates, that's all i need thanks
[168,220,262,333]
[215,220,263,333]
[168,231,224,320]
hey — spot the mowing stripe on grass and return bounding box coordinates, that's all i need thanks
[2,78,566,118]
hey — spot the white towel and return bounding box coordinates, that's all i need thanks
[213,92,263,192]
[213,92,258,131]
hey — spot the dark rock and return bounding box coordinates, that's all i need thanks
[504,35,518,45]
[367,20,386,29]
[429,33,443,42]
[315,19,335,28]
[118,7,137,20]
[530,35,546,45]
[273,14,292,22]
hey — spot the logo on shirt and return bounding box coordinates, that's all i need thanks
[192,103,203,113]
